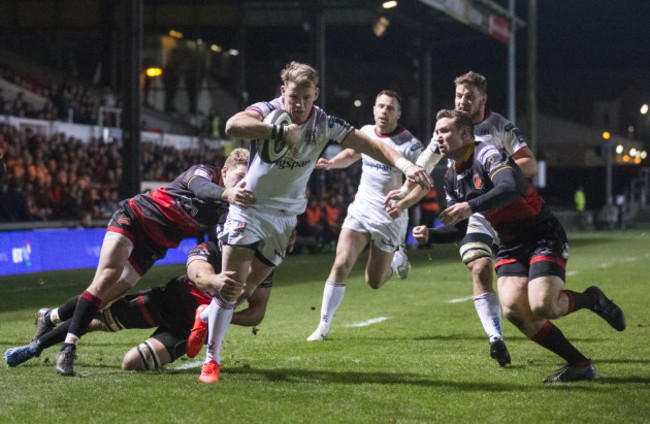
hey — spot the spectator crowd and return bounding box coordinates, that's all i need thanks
[0,122,227,225]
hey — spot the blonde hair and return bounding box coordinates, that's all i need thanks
[224,147,249,169]
[454,71,487,94]
[280,61,319,88]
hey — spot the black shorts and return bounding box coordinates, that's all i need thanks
[107,201,168,276]
[105,276,201,362]
[494,215,569,281]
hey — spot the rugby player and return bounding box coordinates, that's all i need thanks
[306,90,426,342]
[190,61,433,383]
[412,109,625,383]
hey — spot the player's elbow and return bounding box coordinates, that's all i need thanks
[524,161,538,178]
[225,118,237,137]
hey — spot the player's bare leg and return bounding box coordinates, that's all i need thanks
[499,276,596,383]
[307,229,367,341]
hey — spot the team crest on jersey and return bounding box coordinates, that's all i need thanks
[474,175,483,190]
[117,217,130,226]
[303,129,317,144]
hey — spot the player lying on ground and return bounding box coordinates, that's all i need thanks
[5,240,272,371]
[401,109,625,383]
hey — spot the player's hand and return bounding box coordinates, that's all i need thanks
[439,202,472,226]
[383,187,408,208]
[284,124,302,154]
[384,199,404,219]
[222,180,256,207]
[412,225,429,244]
[315,158,330,170]
[214,270,244,302]
[405,165,432,190]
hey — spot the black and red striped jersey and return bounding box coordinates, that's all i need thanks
[444,141,552,242]
[128,164,229,247]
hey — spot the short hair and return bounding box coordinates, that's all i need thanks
[224,147,249,169]
[280,61,319,88]
[375,90,402,109]
[454,71,487,94]
[436,109,474,134]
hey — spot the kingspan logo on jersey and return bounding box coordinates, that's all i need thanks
[275,158,312,170]
[362,159,390,172]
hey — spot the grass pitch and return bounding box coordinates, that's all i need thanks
[1,230,649,423]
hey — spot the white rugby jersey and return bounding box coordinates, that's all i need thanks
[242,96,354,216]
[355,125,423,215]
[473,111,527,155]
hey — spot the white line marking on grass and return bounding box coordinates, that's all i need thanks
[447,296,474,304]
[345,317,390,327]
[171,360,203,370]
[566,271,578,276]
[623,257,637,262]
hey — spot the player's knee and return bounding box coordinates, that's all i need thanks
[502,305,524,327]
[122,341,163,371]
[529,300,561,319]
[249,310,265,326]
[121,348,145,371]
[333,255,355,275]
[366,279,382,290]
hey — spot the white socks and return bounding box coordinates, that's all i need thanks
[317,281,346,331]
[390,251,404,275]
[473,291,503,341]
[205,297,235,365]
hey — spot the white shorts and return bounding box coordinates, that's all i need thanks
[221,206,297,266]
[342,200,408,253]
[465,213,498,242]
[457,212,499,262]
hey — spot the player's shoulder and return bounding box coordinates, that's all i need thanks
[190,164,218,181]
[188,240,219,258]
[475,142,509,167]
[359,124,374,135]
[247,97,284,117]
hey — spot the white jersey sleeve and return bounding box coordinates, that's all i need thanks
[240,97,354,216]
[473,111,527,156]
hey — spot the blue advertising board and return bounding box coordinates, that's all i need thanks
[0,229,196,276]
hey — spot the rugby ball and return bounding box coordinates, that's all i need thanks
[258,109,292,163]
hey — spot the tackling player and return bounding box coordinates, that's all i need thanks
[306,90,426,342]
[412,109,625,383]
[23,148,254,376]
[189,61,433,383]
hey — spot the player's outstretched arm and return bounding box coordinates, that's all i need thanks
[316,148,360,170]
[188,260,244,302]
[343,129,432,189]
